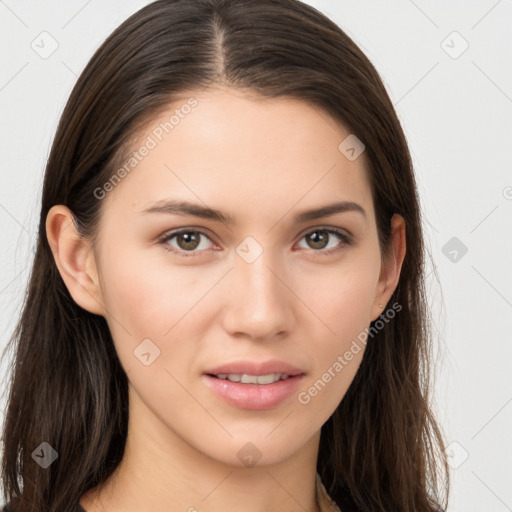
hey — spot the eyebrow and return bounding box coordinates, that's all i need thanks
[140,199,367,224]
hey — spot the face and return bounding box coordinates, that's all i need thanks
[80,86,392,467]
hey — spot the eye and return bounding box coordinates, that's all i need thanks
[158,227,352,258]
[159,229,216,257]
[296,227,351,255]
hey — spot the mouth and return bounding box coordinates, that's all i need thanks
[207,373,294,385]
[202,360,305,410]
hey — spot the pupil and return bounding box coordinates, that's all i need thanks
[179,232,200,250]
[308,230,328,249]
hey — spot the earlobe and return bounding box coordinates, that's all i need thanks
[371,214,406,321]
[45,205,105,316]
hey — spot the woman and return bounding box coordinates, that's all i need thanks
[1,0,449,510]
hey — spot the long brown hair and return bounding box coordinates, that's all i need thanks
[1,1,449,510]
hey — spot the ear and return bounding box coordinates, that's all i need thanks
[370,213,406,321]
[45,205,105,315]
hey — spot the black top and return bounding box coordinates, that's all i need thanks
[2,505,86,512]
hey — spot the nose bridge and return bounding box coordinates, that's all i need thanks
[223,240,291,338]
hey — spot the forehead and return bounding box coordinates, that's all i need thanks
[102,86,374,223]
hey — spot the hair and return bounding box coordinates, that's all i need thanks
[1,0,449,510]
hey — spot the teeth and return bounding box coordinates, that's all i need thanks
[215,373,290,384]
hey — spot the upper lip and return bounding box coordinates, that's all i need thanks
[204,360,305,377]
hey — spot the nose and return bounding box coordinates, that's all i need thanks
[221,248,293,341]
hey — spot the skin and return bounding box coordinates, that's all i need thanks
[46,86,406,512]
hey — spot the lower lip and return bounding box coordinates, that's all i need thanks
[202,374,304,410]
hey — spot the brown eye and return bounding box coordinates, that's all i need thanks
[175,231,201,251]
[297,228,351,254]
[305,230,330,250]
[160,229,215,257]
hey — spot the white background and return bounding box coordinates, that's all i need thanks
[1,1,511,510]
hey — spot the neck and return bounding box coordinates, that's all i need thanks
[80,386,322,512]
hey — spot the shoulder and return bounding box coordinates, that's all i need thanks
[2,504,83,512]
[315,472,341,512]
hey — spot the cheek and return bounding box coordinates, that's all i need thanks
[294,251,380,404]
[296,286,370,416]
[302,253,380,336]
[97,247,230,392]
[99,247,197,333]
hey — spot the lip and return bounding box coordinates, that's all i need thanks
[204,360,305,377]
[203,359,306,411]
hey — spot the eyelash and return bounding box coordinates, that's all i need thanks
[158,227,352,258]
